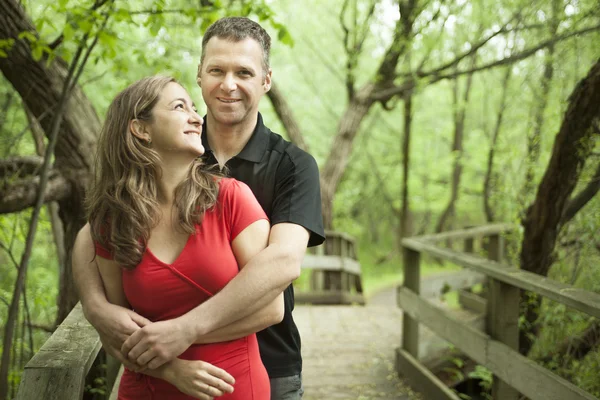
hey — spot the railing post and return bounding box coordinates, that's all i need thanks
[486,233,519,400]
[464,237,474,254]
[402,247,421,358]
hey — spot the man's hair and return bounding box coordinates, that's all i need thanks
[200,17,271,74]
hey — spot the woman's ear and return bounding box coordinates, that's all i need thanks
[129,119,151,143]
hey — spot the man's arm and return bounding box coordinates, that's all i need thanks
[72,224,149,368]
[186,222,307,333]
[194,293,284,344]
[123,222,305,368]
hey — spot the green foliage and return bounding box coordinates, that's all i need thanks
[1,0,600,396]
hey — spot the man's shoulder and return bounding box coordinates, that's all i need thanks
[263,126,317,168]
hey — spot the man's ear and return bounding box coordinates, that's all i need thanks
[263,69,272,93]
[129,119,151,142]
[196,64,202,87]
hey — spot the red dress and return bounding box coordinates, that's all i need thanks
[95,178,270,399]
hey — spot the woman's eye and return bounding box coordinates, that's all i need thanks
[175,103,184,109]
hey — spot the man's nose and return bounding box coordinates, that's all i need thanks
[220,73,237,91]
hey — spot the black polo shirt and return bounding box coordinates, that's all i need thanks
[201,112,325,378]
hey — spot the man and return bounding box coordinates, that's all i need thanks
[72,16,324,399]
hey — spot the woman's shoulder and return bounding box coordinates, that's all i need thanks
[217,177,251,195]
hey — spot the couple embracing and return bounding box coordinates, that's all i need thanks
[73,16,324,400]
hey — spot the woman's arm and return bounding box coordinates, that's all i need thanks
[95,256,130,308]
[95,257,235,398]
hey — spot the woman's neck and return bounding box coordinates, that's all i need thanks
[156,159,191,205]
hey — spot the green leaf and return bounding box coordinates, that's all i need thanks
[114,8,134,23]
[31,45,43,61]
[18,31,37,43]
[77,19,93,35]
[277,26,294,47]
[63,23,75,42]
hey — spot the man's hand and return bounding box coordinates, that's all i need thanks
[163,358,235,400]
[87,302,150,370]
[121,317,196,369]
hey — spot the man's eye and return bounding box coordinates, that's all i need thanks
[175,103,184,109]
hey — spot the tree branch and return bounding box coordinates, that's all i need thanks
[265,82,309,152]
[0,172,71,214]
[561,161,600,224]
[371,23,600,103]
[432,24,600,82]
[375,0,419,83]
[417,17,514,78]
[340,0,354,99]
[0,156,44,178]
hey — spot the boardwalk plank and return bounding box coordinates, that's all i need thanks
[295,304,423,400]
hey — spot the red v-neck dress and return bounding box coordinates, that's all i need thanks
[95,178,270,399]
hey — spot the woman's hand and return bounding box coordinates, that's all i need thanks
[164,358,235,399]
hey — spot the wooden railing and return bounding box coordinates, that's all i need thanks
[396,224,600,400]
[296,230,364,305]
[14,304,120,400]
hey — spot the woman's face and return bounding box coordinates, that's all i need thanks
[145,82,205,159]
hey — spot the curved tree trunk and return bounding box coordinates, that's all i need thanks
[519,57,600,355]
[320,85,375,229]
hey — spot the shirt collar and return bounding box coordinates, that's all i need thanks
[202,113,269,163]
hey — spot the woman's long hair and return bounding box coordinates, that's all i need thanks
[87,75,219,269]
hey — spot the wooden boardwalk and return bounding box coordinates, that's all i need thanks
[295,300,423,400]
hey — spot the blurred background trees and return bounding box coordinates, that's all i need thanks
[0,0,599,398]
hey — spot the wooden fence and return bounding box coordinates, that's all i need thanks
[396,224,600,400]
[295,230,365,305]
[14,304,120,400]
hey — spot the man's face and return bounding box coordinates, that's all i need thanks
[198,37,271,129]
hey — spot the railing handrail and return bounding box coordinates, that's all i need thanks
[397,224,600,400]
[402,236,600,319]
[15,303,102,400]
[409,223,512,243]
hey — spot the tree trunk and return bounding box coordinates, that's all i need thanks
[435,56,476,233]
[522,0,561,199]
[320,85,375,229]
[483,67,511,222]
[266,82,309,152]
[26,104,68,325]
[519,58,600,355]
[0,0,100,323]
[400,91,413,240]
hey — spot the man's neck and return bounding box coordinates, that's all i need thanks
[206,114,257,167]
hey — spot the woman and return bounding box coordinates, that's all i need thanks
[87,75,279,399]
